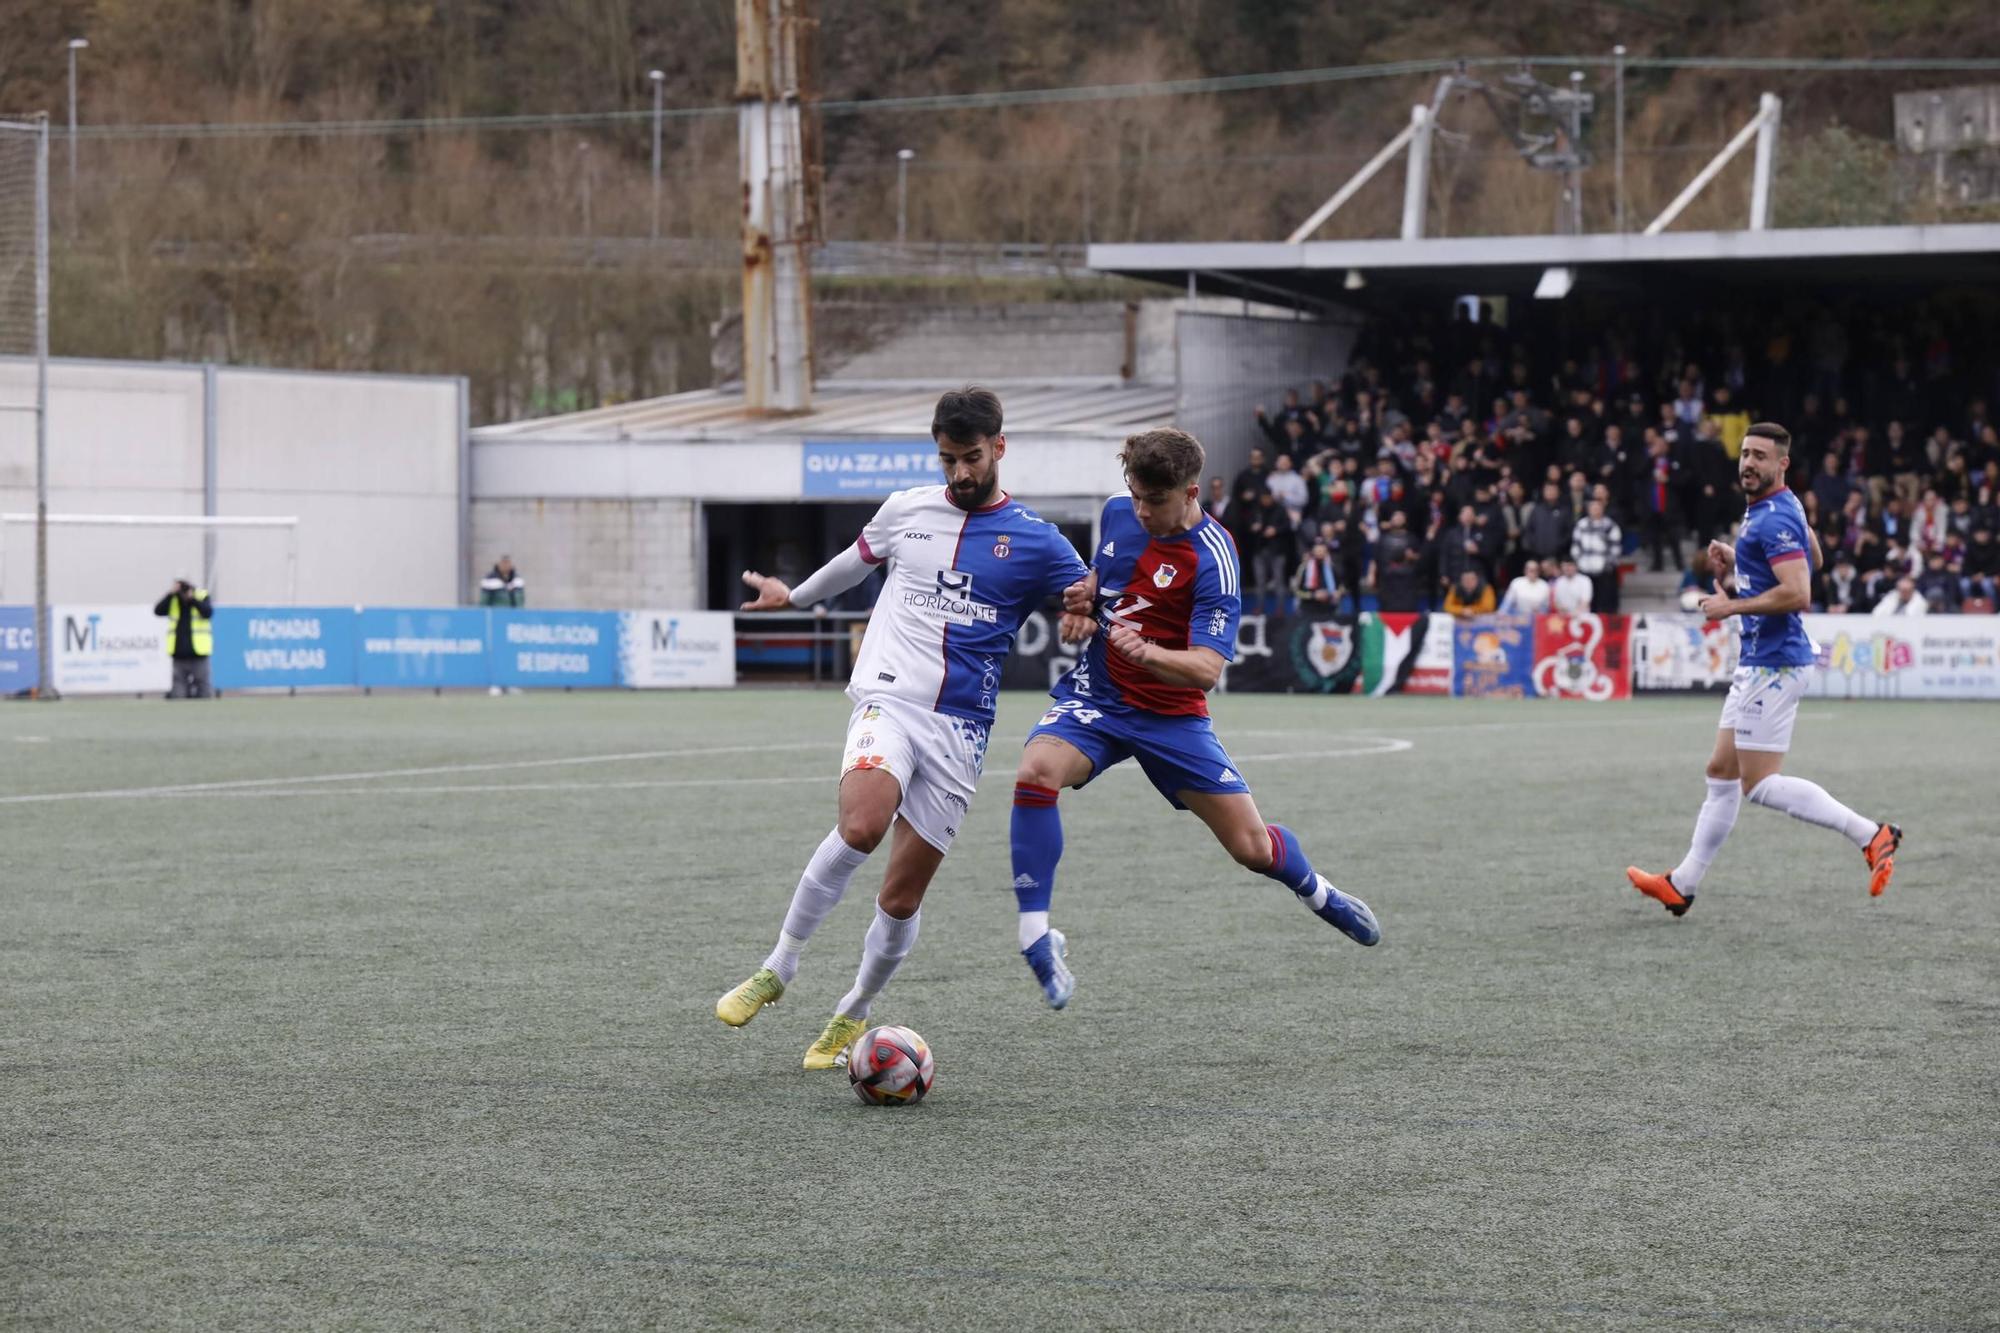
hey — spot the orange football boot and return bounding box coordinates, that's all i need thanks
[1626,866,1692,917]
[1863,823,1902,897]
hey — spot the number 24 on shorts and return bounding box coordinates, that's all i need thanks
[1038,700,1102,726]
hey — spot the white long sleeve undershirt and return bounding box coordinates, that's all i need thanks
[786,543,878,608]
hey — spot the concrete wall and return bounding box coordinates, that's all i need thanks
[1175,311,1361,487]
[215,368,462,607]
[0,358,462,607]
[471,498,699,609]
[0,360,208,605]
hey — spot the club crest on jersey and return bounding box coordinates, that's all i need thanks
[1152,564,1179,589]
[993,533,1013,559]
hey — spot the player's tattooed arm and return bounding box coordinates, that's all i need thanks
[1107,624,1224,690]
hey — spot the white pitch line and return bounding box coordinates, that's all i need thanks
[17,737,1418,802]
[0,740,837,806]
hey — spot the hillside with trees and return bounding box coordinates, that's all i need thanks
[5,0,1998,419]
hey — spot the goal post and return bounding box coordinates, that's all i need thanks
[0,511,303,614]
[0,115,50,695]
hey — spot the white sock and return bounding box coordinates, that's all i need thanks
[1671,778,1742,892]
[1017,910,1050,952]
[763,829,870,984]
[835,904,921,1020]
[1747,775,1876,848]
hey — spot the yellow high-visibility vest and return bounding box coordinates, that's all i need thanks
[165,591,212,657]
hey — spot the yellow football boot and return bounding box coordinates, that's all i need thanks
[714,967,785,1027]
[802,1013,869,1070]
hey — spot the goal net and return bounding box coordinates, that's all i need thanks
[0,115,50,692]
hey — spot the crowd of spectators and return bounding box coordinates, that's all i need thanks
[1203,304,2000,619]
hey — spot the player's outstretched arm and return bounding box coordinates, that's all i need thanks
[753,543,881,611]
[1107,624,1224,690]
[740,570,794,610]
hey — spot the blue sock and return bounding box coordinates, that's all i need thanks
[1011,784,1062,947]
[1261,823,1318,894]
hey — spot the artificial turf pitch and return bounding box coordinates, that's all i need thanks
[3,690,1994,1330]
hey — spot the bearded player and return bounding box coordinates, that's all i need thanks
[1008,427,1379,1010]
[1626,421,1901,915]
[718,387,1091,1065]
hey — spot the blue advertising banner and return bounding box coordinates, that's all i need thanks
[801,440,940,496]
[490,610,621,688]
[0,606,37,694]
[1453,615,1536,699]
[210,607,358,690]
[356,607,491,688]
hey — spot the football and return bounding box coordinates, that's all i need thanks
[847,1025,936,1105]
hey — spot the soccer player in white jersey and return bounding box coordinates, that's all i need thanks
[1627,422,1902,915]
[716,387,1092,1068]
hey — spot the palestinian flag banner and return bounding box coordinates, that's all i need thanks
[1361,613,1454,695]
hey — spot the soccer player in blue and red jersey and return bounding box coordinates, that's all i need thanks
[1627,422,1901,915]
[1006,427,1379,1008]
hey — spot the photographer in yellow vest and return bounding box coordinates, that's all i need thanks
[153,578,214,699]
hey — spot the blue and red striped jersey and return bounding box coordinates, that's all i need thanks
[1053,496,1242,717]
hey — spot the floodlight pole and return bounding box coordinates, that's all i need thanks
[1613,45,1627,232]
[66,39,87,236]
[649,69,666,241]
[896,148,914,247]
[34,114,53,697]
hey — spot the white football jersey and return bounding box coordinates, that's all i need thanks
[847,486,1087,725]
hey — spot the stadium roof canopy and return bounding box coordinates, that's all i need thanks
[474,378,1174,445]
[472,379,1173,505]
[1087,223,2000,314]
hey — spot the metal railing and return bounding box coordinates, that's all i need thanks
[733,608,872,685]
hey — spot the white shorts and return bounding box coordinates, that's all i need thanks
[1718,665,1810,753]
[840,695,989,853]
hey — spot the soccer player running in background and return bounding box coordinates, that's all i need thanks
[1627,421,1901,915]
[719,387,1092,1066]
[1009,428,1379,1009]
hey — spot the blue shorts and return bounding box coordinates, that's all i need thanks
[1026,698,1251,809]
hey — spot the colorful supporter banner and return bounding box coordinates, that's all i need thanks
[1802,614,2000,700]
[0,606,36,694]
[7,605,1996,699]
[51,604,172,696]
[210,607,358,690]
[618,610,737,688]
[1531,613,1633,701]
[801,441,941,496]
[491,610,621,688]
[355,607,492,688]
[1630,614,1736,693]
[1225,609,1362,694]
[1364,613,1454,695]
[1454,615,1536,699]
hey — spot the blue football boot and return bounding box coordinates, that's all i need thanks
[1301,874,1381,946]
[1022,927,1074,1009]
